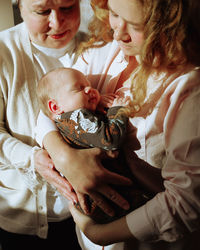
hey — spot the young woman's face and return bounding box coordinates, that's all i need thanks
[20,0,80,48]
[108,0,144,56]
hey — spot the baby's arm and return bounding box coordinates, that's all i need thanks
[55,107,128,151]
[97,93,130,111]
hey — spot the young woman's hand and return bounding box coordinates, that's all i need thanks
[43,131,132,216]
[34,148,78,203]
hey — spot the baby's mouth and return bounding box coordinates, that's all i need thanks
[89,97,97,103]
[88,93,98,103]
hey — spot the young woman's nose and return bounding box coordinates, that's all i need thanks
[114,18,128,41]
[49,10,64,30]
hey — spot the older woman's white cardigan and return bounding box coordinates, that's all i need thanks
[0,22,126,238]
[0,22,47,237]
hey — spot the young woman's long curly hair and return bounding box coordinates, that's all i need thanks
[80,0,200,116]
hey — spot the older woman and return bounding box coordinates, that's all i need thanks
[0,0,132,249]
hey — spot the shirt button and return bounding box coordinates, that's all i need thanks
[39,206,43,211]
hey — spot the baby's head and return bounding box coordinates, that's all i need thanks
[37,67,101,120]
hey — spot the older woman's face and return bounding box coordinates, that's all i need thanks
[20,0,80,48]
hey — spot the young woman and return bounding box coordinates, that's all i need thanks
[0,0,131,249]
[68,0,200,249]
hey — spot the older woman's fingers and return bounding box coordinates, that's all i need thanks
[97,185,130,211]
[103,168,133,186]
[76,192,91,215]
[88,190,115,217]
[34,149,78,202]
[53,170,78,203]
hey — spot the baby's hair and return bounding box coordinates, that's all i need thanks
[36,68,66,118]
[37,67,85,118]
[37,71,53,118]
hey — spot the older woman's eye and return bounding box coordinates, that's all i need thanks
[35,9,51,15]
[60,5,75,13]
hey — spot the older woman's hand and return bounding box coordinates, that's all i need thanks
[43,131,132,216]
[34,148,78,203]
[65,147,132,216]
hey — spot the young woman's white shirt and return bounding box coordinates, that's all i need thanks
[78,68,200,250]
[124,68,200,249]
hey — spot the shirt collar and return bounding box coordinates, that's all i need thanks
[31,38,76,59]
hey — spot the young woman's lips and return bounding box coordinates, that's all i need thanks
[50,30,69,39]
[119,41,132,49]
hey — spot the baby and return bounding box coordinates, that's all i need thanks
[37,67,129,151]
[36,67,151,223]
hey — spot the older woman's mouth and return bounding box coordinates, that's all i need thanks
[50,30,70,39]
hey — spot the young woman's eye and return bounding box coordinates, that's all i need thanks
[129,24,144,32]
[109,10,118,18]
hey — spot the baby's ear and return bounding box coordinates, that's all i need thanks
[48,99,63,115]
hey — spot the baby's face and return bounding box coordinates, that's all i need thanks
[56,69,101,113]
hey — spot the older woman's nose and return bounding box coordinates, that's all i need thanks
[49,10,64,30]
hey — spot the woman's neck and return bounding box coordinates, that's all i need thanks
[116,56,138,90]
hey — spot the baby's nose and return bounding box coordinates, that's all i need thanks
[84,86,92,94]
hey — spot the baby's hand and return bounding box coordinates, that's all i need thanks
[111,96,131,107]
[97,93,118,112]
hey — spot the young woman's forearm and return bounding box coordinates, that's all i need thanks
[125,150,164,193]
[98,216,135,246]
[69,203,135,246]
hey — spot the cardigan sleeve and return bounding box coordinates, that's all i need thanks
[0,26,43,193]
[35,110,58,147]
[0,75,41,193]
